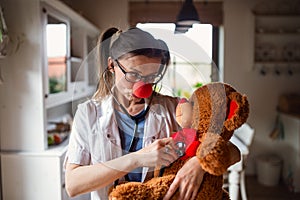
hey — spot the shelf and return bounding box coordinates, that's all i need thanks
[254,61,300,64]
[69,56,83,63]
[253,6,300,75]
[41,0,99,34]
[253,62,300,76]
[255,30,300,35]
[253,13,300,17]
[279,111,300,120]
[252,12,300,17]
[45,91,72,109]
[1,137,69,158]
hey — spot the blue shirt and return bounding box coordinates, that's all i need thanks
[115,109,146,182]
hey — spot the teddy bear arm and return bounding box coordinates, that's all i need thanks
[197,133,233,176]
[197,141,241,176]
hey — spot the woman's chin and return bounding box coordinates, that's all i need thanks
[132,95,142,101]
[130,95,145,103]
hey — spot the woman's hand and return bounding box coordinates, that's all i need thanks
[163,156,205,200]
[134,137,179,168]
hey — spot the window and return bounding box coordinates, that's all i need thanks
[137,23,213,98]
[46,15,69,94]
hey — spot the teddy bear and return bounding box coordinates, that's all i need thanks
[109,82,249,200]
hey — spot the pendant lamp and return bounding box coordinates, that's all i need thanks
[175,0,200,33]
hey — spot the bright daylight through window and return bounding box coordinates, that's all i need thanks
[137,23,212,98]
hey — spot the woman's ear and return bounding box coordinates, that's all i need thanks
[107,57,115,73]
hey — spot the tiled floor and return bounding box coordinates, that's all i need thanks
[245,175,300,200]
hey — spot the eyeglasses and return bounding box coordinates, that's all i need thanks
[115,59,163,84]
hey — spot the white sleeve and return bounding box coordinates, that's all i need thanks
[64,102,95,166]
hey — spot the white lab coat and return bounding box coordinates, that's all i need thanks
[65,93,179,200]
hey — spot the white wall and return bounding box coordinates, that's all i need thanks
[0,0,46,151]
[223,0,300,180]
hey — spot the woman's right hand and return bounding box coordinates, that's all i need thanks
[134,137,179,168]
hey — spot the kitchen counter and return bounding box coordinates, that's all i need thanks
[1,137,69,157]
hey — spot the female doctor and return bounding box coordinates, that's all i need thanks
[64,27,205,200]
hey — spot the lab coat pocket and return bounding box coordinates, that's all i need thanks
[89,128,121,162]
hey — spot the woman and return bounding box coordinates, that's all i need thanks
[65,27,205,200]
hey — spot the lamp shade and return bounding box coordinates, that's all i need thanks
[175,0,200,33]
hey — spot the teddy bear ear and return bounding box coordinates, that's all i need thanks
[224,92,249,131]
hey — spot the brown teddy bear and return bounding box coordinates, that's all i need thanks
[109,82,249,200]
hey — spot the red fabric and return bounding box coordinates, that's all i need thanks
[172,128,200,160]
[181,141,201,160]
[227,100,238,120]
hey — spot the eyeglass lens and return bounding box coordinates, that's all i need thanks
[115,60,163,83]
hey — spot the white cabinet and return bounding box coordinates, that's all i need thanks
[42,0,99,110]
[0,0,99,199]
[1,140,90,200]
[0,0,99,151]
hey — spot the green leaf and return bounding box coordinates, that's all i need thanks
[193,82,203,88]
[176,89,182,97]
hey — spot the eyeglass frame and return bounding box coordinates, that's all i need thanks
[114,59,165,84]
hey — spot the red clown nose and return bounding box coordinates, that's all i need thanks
[133,81,153,98]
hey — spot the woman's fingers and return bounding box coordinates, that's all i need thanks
[152,138,179,160]
[163,178,180,200]
[191,187,199,200]
[163,144,178,160]
[158,145,178,166]
[163,157,205,200]
[163,137,178,149]
[180,183,196,200]
[135,138,179,167]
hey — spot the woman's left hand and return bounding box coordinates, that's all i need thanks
[163,156,205,200]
